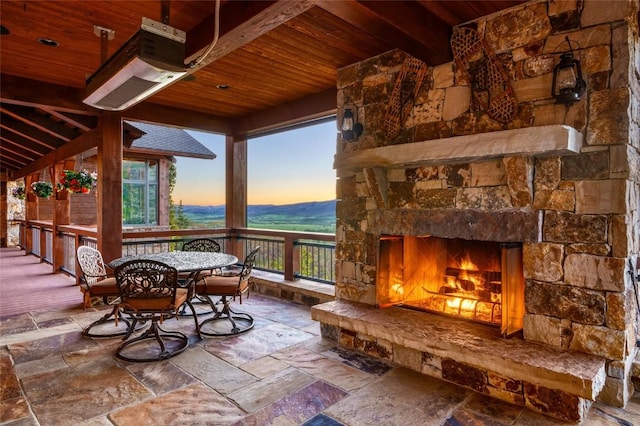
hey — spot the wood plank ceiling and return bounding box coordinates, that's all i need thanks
[0,0,525,178]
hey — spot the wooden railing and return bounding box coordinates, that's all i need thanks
[12,221,336,285]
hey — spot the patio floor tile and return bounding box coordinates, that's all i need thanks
[232,380,348,426]
[21,357,150,426]
[324,368,469,425]
[108,383,246,425]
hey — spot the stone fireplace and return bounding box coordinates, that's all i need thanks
[312,0,639,423]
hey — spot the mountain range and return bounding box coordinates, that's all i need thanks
[182,199,336,217]
[180,200,336,232]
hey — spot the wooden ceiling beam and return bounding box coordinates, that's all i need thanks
[41,108,97,132]
[1,105,81,142]
[317,0,452,65]
[0,74,94,115]
[0,114,65,150]
[233,88,337,136]
[0,138,40,162]
[125,103,233,134]
[0,151,29,169]
[13,128,101,179]
[185,0,320,69]
[0,157,25,172]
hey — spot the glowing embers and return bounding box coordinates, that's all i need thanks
[430,249,502,324]
[377,236,524,335]
[416,243,502,325]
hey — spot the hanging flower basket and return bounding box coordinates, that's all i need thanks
[58,169,97,194]
[31,181,54,198]
[12,185,26,200]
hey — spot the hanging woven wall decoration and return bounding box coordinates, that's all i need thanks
[450,26,518,123]
[384,57,428,139]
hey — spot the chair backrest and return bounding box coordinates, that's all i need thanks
[77,246,108,285]
[114,260,180,310]
[182,238,220,253]
[239,246,260,283]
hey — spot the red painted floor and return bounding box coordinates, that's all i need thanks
[0,247,82,318]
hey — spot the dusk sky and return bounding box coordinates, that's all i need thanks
[173,120,338,206]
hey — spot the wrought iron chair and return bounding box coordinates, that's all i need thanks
[114,259,200,362]
[76,246,135,338]
[195,246,260,336]
[182,238,221,253]
[181,238,221,278]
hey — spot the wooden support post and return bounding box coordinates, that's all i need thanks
[0,180,6,248]
[225,134,247,260]
[226,134,247,229]
[52,160,74,273]
[97,112,123,264]
[24,173,39,255]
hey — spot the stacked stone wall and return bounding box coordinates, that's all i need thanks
[335,0,639,407]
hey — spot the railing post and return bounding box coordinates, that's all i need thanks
[18,222,24,249]
[26,225,34,256]
[74,233,82,285]
[284,235,295,281]
[39,227,46,262]
[227,230,242,262]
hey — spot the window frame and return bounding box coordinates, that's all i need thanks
[122,159,159,226]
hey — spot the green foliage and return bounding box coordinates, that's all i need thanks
[168,164,191,230]
[168,163,177,202]
[31,181,53,198]
[171,201,191,230]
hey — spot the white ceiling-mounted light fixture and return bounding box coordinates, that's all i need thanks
[83,18,187,111]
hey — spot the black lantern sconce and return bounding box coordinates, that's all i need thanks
[552,36,586,106]
[340,104,364,142]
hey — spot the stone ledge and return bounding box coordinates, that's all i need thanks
[250,271,335,306]
[334,125,583,171]
[311,300,606,402]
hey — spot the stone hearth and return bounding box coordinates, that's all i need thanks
[311,300,606,423]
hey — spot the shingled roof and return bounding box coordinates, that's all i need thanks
[125,121,217,160]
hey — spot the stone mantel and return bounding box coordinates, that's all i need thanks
[334,125,583,172]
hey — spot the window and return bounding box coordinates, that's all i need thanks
[123,160,158,226]
[247,119,336,233]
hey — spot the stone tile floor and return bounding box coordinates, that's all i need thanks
[1,294,639,426]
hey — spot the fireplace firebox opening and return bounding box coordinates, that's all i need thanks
[377,236,525,337]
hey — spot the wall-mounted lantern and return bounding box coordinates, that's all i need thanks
[551,37,586,106]
[341,105,364,142]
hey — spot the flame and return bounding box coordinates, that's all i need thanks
[458,250,478,271]
[456,250,484,289]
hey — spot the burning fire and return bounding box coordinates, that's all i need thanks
[444,251,482,314]
[458,250,479,271]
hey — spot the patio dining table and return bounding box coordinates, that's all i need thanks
[108,251,239,317]
[108,251,238,286]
